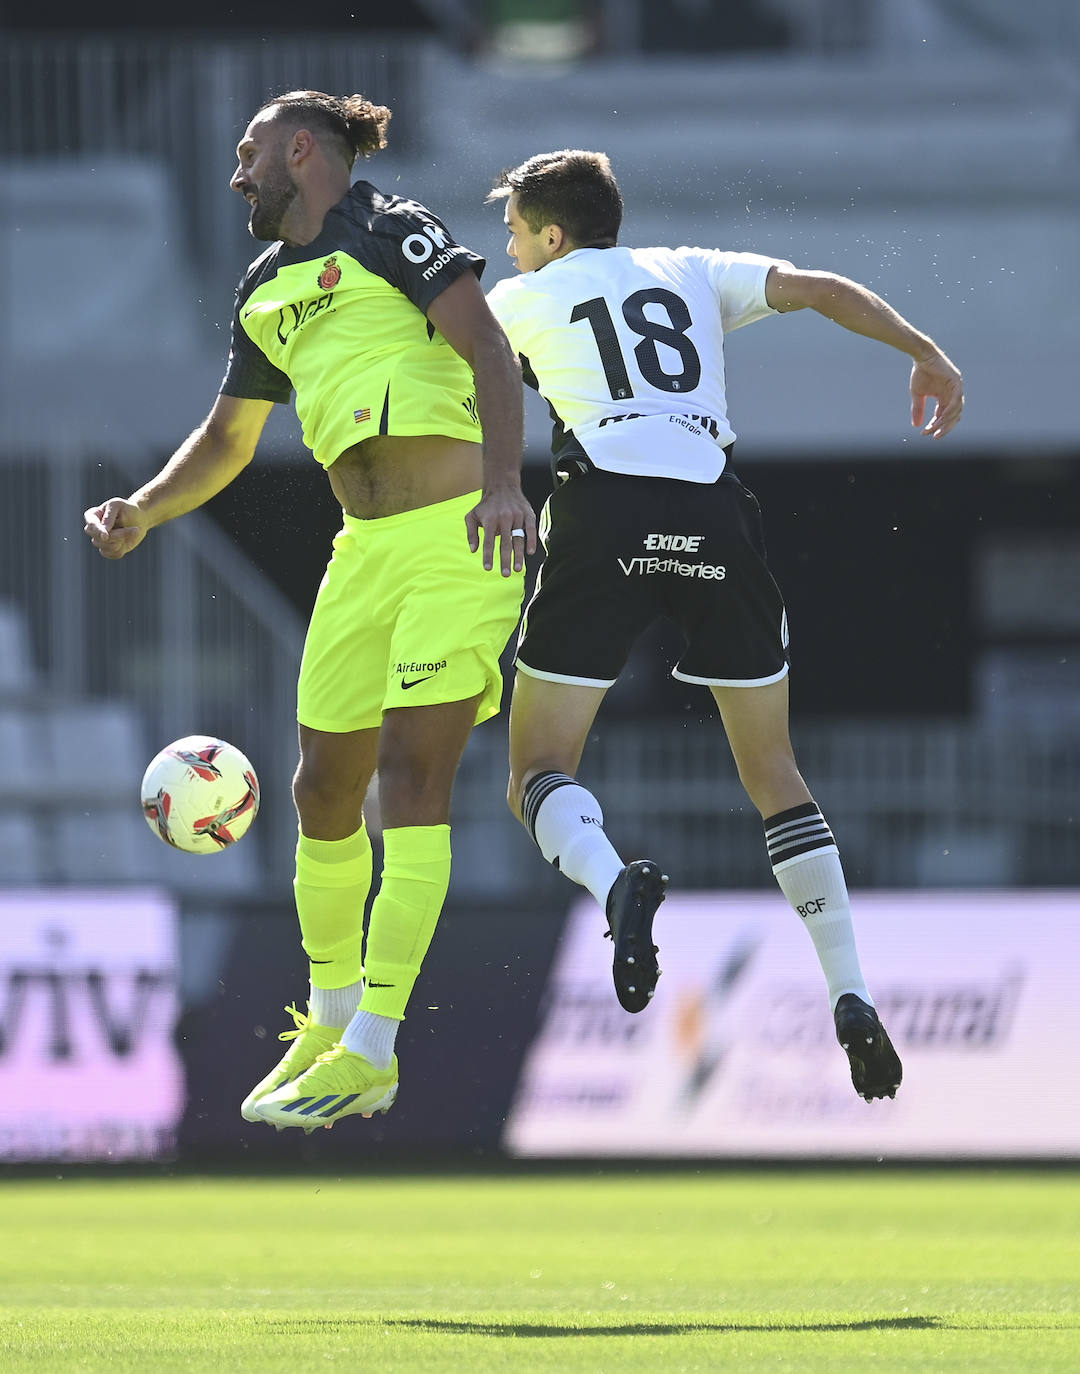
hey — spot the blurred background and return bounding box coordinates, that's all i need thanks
[0,0,1077,1168]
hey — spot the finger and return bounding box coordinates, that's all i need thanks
[924,390,960,437]
[95,536,128,560]
[464,509,480,554]
[500,528,522,578]
[513,514,537,559]
[99,500,126,534]
[935,387,964,434]
[482,522,496,572]
[510,525,527,574]
[99,524,143,557]
[83,505,112,539]
[929,404,961,439]
[911,393,926,429]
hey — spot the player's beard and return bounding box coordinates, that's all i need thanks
[248,163,298,241]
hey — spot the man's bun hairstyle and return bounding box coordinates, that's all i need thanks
[259,90,391,167]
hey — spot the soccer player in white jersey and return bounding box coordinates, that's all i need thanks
[486,149,963,1102]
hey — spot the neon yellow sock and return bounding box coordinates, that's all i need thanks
[293,825,372,990]
[359,824,451,1021]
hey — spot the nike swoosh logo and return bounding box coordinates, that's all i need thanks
[366,982,395,989]
[401,675,436,689]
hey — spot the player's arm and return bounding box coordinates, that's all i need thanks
[427,271,536,574]
[83,395,273,560]
[764,265,964,439]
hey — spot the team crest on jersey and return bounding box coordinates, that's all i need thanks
[317,256,341,290]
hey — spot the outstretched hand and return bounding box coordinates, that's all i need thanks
[465,487,537,576]
[83,498,148,560]
[911,353,964,439]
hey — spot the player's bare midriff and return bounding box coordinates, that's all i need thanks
[327,435,484,519]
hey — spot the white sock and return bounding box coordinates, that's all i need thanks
[341,1008,399,1069]
[522,771,624,909]
[765,804,871,1009]
[309,980,363,1029]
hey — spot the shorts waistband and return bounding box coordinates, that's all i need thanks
[340,489,480,534]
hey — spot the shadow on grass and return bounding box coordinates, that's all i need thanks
[266,1315,944,1338]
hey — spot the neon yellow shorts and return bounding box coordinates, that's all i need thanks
[297,490,526,733]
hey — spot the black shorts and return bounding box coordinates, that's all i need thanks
[516,468,789,687]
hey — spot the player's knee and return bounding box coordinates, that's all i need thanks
[376,754,455,827]
[292,756,364,832]
[736,754,810,817]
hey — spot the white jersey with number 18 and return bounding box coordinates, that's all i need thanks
[487,244,793,483]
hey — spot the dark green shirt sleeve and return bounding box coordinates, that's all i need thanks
[218,264,293,404]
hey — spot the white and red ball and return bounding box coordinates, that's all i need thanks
[140,735,260,855]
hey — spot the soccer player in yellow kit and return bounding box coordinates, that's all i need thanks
[84,91,535,1130]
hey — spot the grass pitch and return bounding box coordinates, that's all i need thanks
[1,1169,1077,1373]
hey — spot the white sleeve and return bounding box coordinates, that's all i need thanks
[486,277,519,344]
[701,249,795,333]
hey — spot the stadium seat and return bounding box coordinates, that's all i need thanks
[52,804,260,893]
[52,808,155,885]
[148,820,262,896]
[60,805,257,889]
[0,814,44,884]
[0,599,37,698]
[45,701,146,806]
[0,707,47,804]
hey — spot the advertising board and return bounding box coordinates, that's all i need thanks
[505,890,1080,1158]
[0,888,183,1161]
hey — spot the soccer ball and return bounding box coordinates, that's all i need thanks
[140,735,260,854]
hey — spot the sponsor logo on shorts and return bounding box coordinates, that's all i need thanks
[643,533,704,552]
[397,659,447,690]
[618,557,726,580]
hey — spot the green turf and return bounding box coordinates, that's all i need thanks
[1,1170,1077,1372]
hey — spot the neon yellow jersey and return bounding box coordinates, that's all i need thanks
[219,181,484,467]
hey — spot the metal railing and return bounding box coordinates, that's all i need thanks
[1,445,1076,898]
[450,714,1080,899]
[0,451,306,896]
